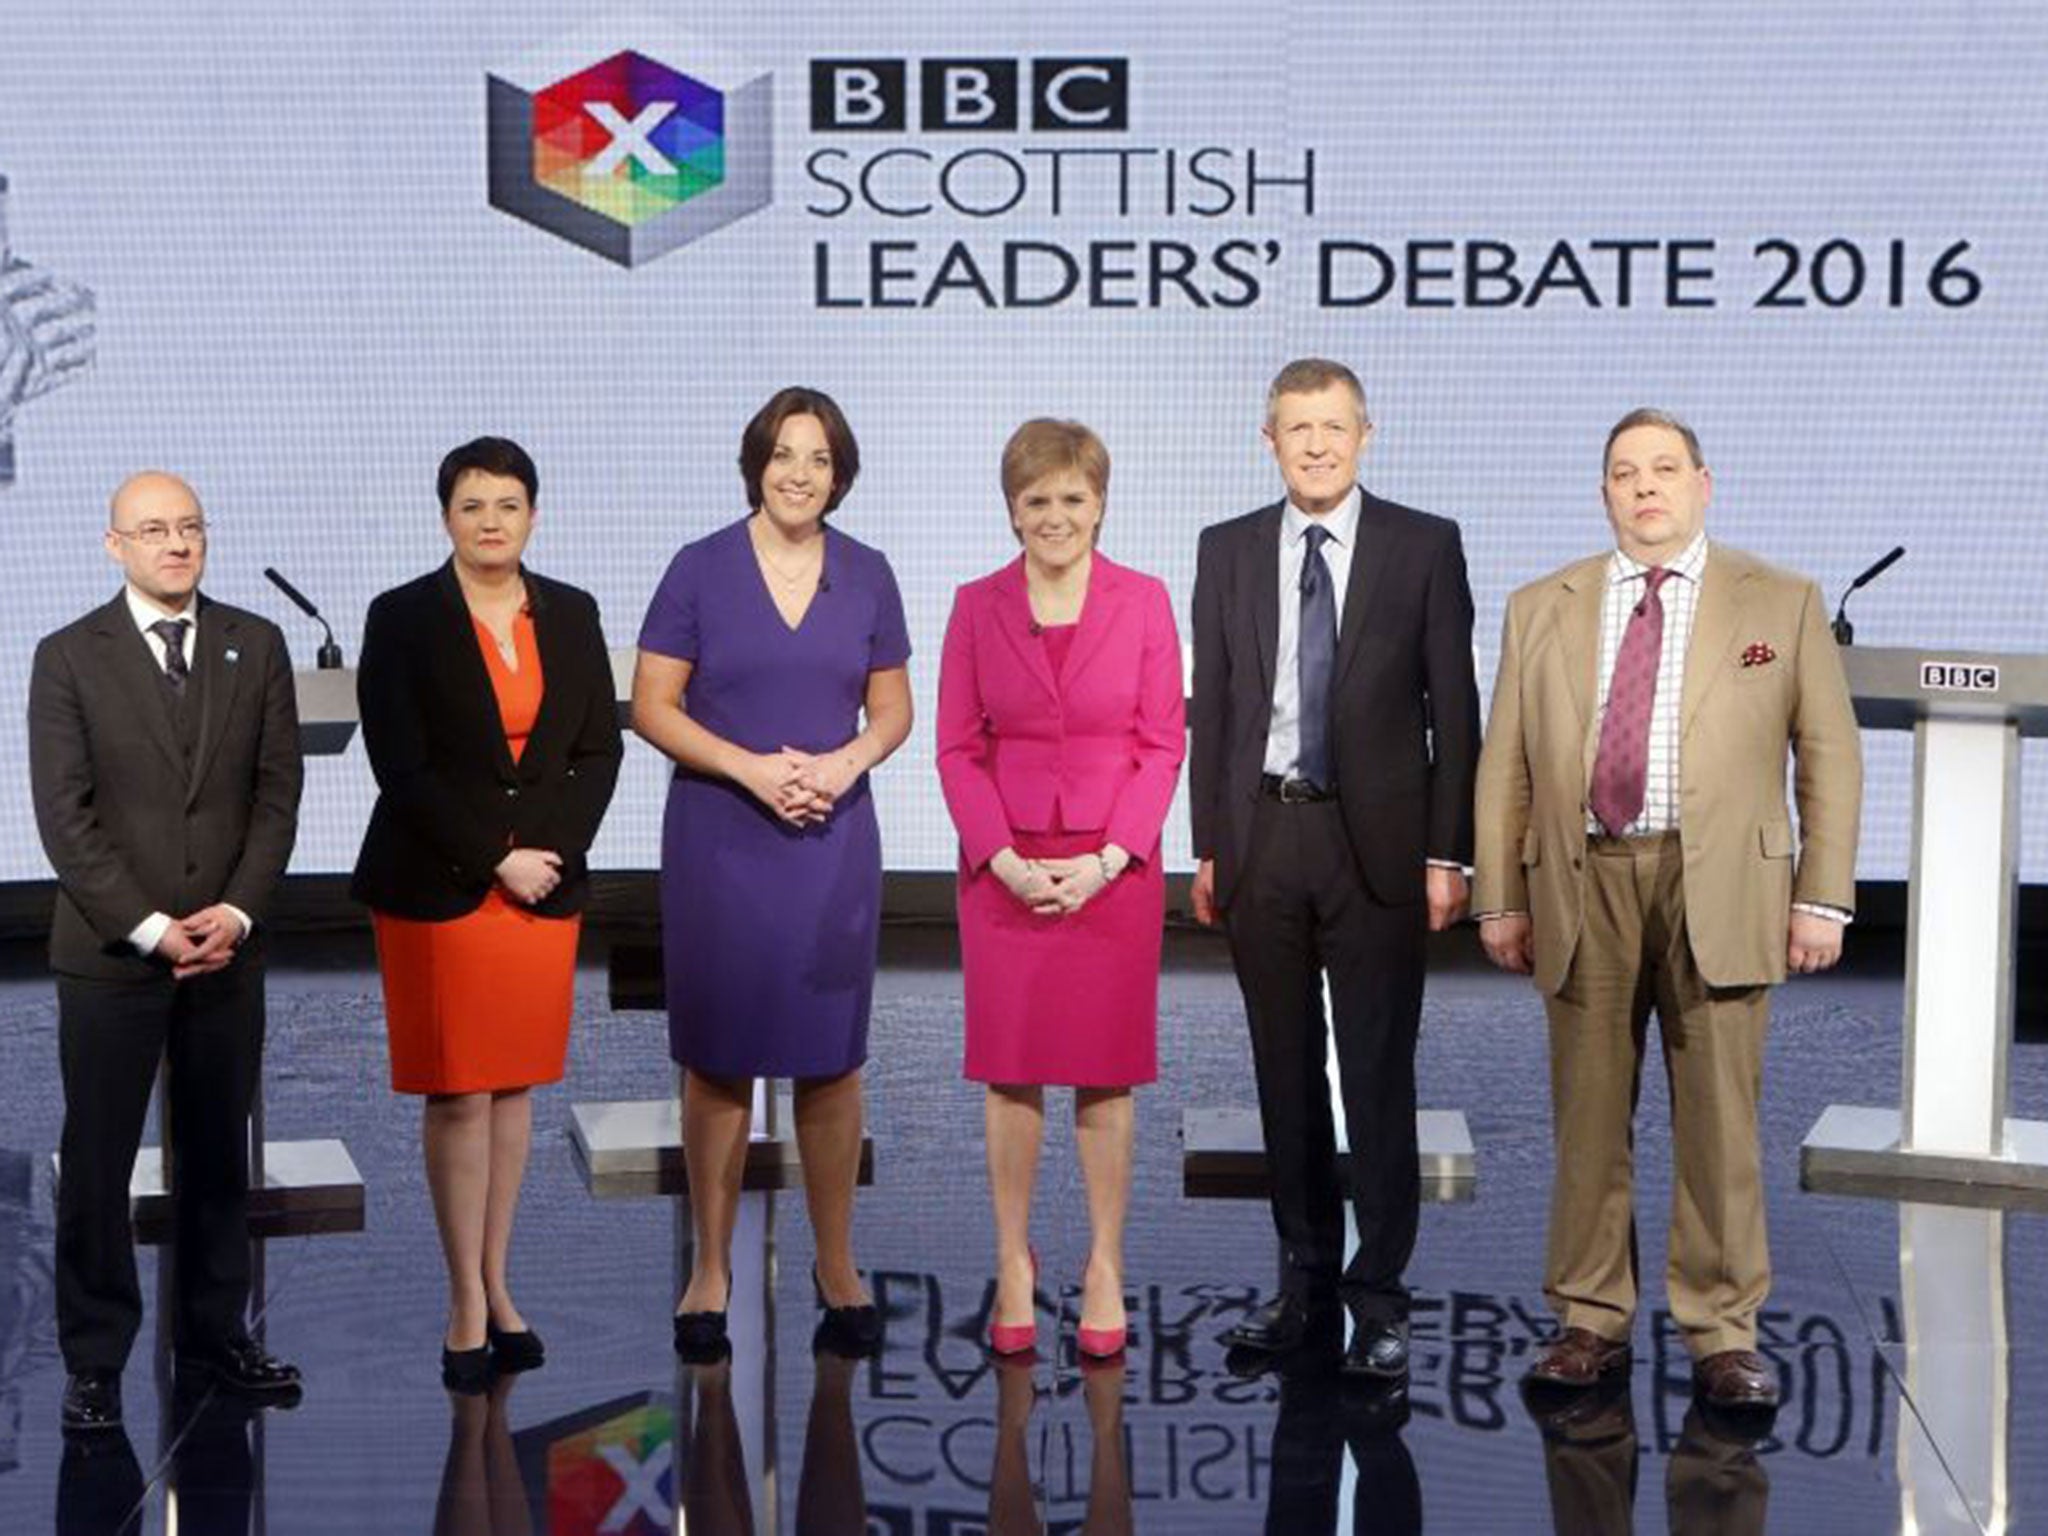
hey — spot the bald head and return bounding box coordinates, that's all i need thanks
[110,471,201,527]
[105,470,207,612]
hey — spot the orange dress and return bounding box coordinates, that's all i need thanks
[373,611,581,1095]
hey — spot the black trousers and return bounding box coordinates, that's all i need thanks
[1225,795,1426,1321]
[55,958,263,1373]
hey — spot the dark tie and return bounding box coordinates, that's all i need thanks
[1297,523,1337,789]
[150,618,191,695]
[1589,567,1674,836]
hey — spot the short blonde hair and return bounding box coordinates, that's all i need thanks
[1266,358,1369,426]
[1000,418,1110,507]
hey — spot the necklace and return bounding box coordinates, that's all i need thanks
[752,525,823,589]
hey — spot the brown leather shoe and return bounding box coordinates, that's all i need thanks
[1693,1349,1778,1408]
[1525,1327,1631,1387]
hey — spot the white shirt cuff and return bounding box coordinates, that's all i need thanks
[128,911,173,957]
[1426,859,1473,878]
[223,903,253,940]
[1792,902,1852,925]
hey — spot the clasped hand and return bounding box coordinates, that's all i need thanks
[496,847,563,905]
[747,746,857,827]
[156,904,245,979]
[994,849,1109,917]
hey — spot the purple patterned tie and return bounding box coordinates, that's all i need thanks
[1589,567,1673,836]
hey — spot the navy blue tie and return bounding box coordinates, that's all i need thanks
[1297,524,1336,789]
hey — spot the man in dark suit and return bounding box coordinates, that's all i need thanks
[28,471,304,1433]
[1191,359,1480,1378]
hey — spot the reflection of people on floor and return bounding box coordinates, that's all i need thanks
[1667,1402,1771,1536]
[985,1354,1137,1536]
[433,1371,532,1536]
[1525,1376,1771,1536]
[798,1343,868,1534]
[682,1357,755,1536]
[56,1424,142,1536]
[1077,1359,1135,1536]
[1266,1370,1421,1536]
[167,1388,258,1536]
[987,1354,1043,1536]
[1526,1376,1638,1536]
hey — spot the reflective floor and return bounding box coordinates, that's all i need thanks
[1,925,2044,1533]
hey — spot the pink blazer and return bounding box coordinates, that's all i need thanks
[937,553,1186,870]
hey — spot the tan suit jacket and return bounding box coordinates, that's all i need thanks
[1473,542,1862,994]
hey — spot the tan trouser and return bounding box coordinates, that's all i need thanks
[1542,831,1771,1358]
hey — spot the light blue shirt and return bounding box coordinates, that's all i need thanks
[1263,487,1361,778]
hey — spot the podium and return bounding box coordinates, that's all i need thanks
[1801,646,2048,1194]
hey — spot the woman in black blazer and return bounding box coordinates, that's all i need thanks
[351,437,622,1389]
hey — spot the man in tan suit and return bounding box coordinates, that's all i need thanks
[1473,409,1861,1408]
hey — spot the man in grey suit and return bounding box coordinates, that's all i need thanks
[29,472,303,1433]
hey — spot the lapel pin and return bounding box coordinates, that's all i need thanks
[225,648,240,664]
[1740,641,1776,668]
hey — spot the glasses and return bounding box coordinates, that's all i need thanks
[111,519,208,546]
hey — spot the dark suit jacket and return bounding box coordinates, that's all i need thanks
[349,562,623,921]
[1189,492,1481,908]
[28,591,303,980]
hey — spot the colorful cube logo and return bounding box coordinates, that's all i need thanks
[515,1392,677,1536]
[489,21,772,268]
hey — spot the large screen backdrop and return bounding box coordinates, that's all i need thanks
[3,0,2045,881]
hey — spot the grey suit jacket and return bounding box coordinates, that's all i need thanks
[28,590,303,980]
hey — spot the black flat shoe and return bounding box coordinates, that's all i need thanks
[61,1370,123,1433]
[812,1267,883,1352]
[674,1298,731,1362]
[486,1321,546,1373]
[176,1339,304,1399]
[441,1344,493,1394]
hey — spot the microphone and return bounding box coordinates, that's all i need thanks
[1028,619,1043,636]
[1830,546,1905,646]
[265,567,344,669]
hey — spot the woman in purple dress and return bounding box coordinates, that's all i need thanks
[632,387,913,1358]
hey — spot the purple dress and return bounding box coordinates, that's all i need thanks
[638,518,911,1077]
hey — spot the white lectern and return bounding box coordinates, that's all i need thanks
[1801,646,2048,1192]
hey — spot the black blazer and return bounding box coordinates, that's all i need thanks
[28,592,304,979]
[1189,492,1481,908]
[349,562,623,921]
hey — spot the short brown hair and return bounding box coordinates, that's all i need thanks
[1000,418,1110,506]
[438,436,538,511]
[738,387,860,514]
[1266,358,1369,425]
[1604,407,1704,471]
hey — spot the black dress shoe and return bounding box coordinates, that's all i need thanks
[61,1370,123,1433]
[674,1307,731,1363]
[177,1339,303,1398]
[442,1344,494,1394]
[1342,1318,1410,1381]
[1218,1293,1337,1354]
[487,1321,546,1373]
[812,1268,883,1353]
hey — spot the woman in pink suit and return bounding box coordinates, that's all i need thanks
[937,419,1186,1359]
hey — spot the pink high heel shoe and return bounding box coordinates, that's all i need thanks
[987,1249,1040,1356]
[1076,1263,1127,1359]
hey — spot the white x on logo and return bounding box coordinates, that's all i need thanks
[595,1440,672,1530]
[585,101,677,177]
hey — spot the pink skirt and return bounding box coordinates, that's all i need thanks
[959,826,1162,1088]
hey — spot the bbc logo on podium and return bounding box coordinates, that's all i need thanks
[811,58,1129,132]
[1919,661,2000,693]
